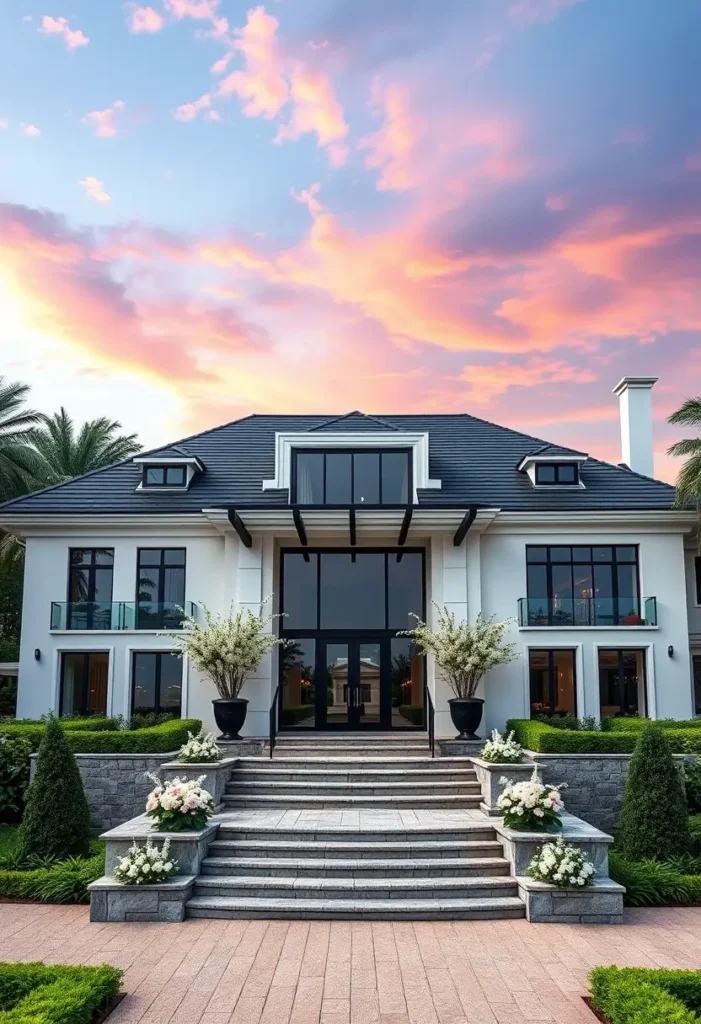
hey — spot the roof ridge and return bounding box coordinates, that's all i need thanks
[306,411,402,433]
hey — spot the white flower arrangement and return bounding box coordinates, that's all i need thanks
[145,773,214,831]
[527,838,595,888]
[481,729,523,764]
[497,766,565,831]
[399,607,517,699]
[177,729,223,764]
[114,838,178,886]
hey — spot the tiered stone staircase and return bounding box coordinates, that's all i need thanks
[185,734,526,920]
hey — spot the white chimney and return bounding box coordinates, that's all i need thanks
[613,376,658,478]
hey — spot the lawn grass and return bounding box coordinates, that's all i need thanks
[0,961,122,1023]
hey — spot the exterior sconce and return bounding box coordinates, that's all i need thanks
[668,645,674,658]
[34,648,41,661]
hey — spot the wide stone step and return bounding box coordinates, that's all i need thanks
[207,838,504,859]
[200,855,510,877]
[191,874,518,901]
[272,745,430,757]
[237,756,470,769]
[221,793,483,808]
[215,824,497,844]
[185,895,526,920]
[225,780,480,795]
[229,768,477,783]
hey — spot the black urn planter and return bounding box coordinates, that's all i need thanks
[212,698,248,740]
[448,697,484,740]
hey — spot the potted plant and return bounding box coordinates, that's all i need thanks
[400,607,516,739]
[168,603,285,739]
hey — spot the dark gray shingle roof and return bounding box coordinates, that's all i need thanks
[0,411,675,515]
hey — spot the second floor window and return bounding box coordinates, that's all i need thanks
[136,548,186,629]
[526,545,640,626]
[293,449,411,505]
[68,548,114,629]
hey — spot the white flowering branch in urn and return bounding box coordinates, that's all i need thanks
[399,606,517,740]
[167,601,286,739]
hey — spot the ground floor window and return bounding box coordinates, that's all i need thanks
[529,649,576,718]
[60,651,109,716]
[131,652,182,715]
[598,648,647,718]
[693,655,701,717]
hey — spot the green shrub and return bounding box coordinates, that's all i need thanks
[19,717,91,861]
[603,717,701,732]
[684,761,701,814]
[608,851,701,907]
[0,735,31,823]
[0,718,201,753]
[617,725,689,860]
[590,966,701,1024]
[0,679,17,719]
[128,710,177,730]
[507,718,701,754]
[690,814,701,853]
[0,962,122,1023]
[0,849,104,904]
[534,714,598,731]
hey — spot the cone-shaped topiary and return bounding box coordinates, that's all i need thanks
[19,716,92,860]
[616,723,688,861]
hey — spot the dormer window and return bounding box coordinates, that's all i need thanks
[143,465,187,488]
[133,454,204,492]
[535,463,579,486]
[292,449,411,505]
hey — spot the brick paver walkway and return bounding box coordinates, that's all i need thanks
[1,904,701,1024]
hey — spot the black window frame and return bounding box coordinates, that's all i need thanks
[534,462,580,486]
[142,465,187,488]
[598,648,648,718]
[67,548,114,630]
[695,556,701,605]
[291,448,413,506]
[130,650,183,716]
[59,650,110,717]
[528,648,577,718]
[135,547,187,629]
[525,544,640,626]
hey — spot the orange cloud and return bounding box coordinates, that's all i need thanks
[217,6,288,119]
[459,356,596,403]
[275,64,348,161]
[360,82,423,191]
[78,177,111,204]
[82,101,125,139]
[127,6,165,33]
[39,14,89,50]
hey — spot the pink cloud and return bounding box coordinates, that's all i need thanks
[360,82,423,191]
[545,193,571,212]
[20,123,41,137]
[509,0,584,23]
[218,6,288,118]
[127,6,165,33]
[459,356,596,403]
[39,14,89,50]
[290,183,322,216]
[81,100,125,138]
[211,53,233,74]
[472,51,494,72]
[174,93,213,121]
[0,119,9,131]
[78,177,111,203]
[275,65,348,161]
[163,0,220,20]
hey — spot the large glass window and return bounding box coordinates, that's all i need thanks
[60,651,109,716]
[136,549,186,629]
[131,652,182,715]
[525,545,640,626]
[320,553,385,629]
[280,639,316,727]
[694,655,701,717]
[529,649,576,718]
[143,466,186,487]
[68,549,114,629]
[598,649,647,718]
[390,636,425,726]
[695,557,701,605]
[292,450,411,505]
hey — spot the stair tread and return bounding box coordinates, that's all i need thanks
[202,856,508,871]
[216,822,494,834]
[222,795,482,805]
[227,781,479,790]
[232,768,476,776]
[187,895,524,911]
[238,757,472,765]
[210,839,500,851]
[194,874,515,890]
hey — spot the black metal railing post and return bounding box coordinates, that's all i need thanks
[424,682,435,758]
[269,683,280,759]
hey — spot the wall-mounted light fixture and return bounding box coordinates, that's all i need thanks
[668,645,674,658]
[34,648,41,661]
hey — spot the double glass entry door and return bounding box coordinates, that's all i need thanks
[280,634,425,730]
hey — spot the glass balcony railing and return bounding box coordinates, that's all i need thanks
[50,601,197,630]
[517,596,657,628]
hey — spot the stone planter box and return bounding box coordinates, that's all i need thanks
[437,739,484,757]
[159,757,236,811]
[101,814,218,876]
[88,875,195,922]
[470,758,540,816]
[516,875,625,924]
[493,812,614,877]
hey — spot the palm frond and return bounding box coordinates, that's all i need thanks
[668,397,701,427]
[667,438,701,458]
[672,452,701,509]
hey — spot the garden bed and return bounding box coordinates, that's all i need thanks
[588,966,701,1023]
[0,825,104,904]
[507,717,701,754]
[0,961,123,1024]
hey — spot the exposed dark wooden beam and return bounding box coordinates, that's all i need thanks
[453,507,477,547]
[349,507,357,546]
[293,507,308,547]
[398,508,413,546]
[227,508,252,548]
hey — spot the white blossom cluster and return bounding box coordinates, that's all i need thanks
[145,773,214,830]
[166,601,285,700]
[527,838,595,888]
[481,729,523,764]
[177,729,223,763]
[114,838,178,885]
[399,606,517,699]
[497,766,564,830]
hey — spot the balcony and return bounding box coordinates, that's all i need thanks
[517,596,657,628]
[50,601,197,631]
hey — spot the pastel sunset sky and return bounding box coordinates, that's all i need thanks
[1,0,700,481]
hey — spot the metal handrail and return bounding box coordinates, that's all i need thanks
[269,683,280,759]
[425,683,435,758]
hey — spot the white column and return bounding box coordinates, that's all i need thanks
[613,376,658,478]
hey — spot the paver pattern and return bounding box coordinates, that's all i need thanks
[1,903,701,1024]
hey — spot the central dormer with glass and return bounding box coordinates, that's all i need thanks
[292,449,411,505]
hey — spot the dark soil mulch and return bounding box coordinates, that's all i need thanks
[583,996,609,1022]
[95,993,126,1024]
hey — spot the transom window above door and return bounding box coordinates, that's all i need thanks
[292,449,411,505]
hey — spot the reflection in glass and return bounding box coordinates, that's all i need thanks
[387,552,423,629]
[281,638,316,727]
[137,549,186,629]
[529,649,576,718]
[325,453,352,504]
[296,453,324,504]
[60,651,109,717]
[132,652,182,715]
[390,637,424,726]
[599,649,646,718]
[358,643,381,724]
[282,553,318,629]
[353,453,380,504]
[320,553,385,629]
[325,643,349,726]
[68,549,114,629]
[381,452,409,503]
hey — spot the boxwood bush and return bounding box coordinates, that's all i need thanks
[0,718,201,753]
[590,966,701,1023]
[603,717,701,732]
[0,961,122,1024]
[507,718,701,754]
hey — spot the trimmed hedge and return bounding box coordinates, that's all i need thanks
[590,966,701,1024]
[0,718,201,753]
[0,961,122,1024]
[603,717,701,733]
[507,718,701,754]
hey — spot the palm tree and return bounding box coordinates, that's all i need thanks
[0,378,41,503]
[668,398,701,508]
[29,407,141,485]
